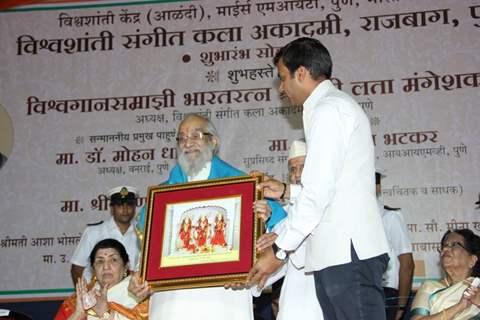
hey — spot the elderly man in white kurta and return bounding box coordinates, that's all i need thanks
[130,114,286,320]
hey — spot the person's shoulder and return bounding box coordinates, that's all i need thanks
[382,207,405,224]
[418,279,445,292]
[316,84,366,116]
[212,156,245,176]
[87,220,104,227]
[313,93,356,119]
[82,220,106,234]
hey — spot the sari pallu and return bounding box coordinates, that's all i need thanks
[411,277,480,319]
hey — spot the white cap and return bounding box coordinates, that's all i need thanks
[288,140,307,161]
[106,186,139,199]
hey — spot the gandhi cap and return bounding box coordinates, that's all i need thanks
[288,140,307,161]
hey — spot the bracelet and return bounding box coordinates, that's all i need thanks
[441,310,446,320]
[280,183,287,200]
[87,308,111,319]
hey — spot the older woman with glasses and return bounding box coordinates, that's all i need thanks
[411,229,480,319]
[55,239,149,320]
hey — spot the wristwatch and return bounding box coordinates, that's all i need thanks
[272,243,287,261]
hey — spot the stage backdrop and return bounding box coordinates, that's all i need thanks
[0,0,479,301]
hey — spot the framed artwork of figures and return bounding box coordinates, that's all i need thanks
[140,174,264,291]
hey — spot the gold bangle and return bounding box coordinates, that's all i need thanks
[86,308,97,316]
[441,309,446,320]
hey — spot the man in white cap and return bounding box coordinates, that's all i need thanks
[254,139,324,320]
[376,169,414,320]
[70,186,141,284]
[287,140,307,185]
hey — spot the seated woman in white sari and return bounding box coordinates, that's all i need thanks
[411,229,480,320]
[55,239,149,320]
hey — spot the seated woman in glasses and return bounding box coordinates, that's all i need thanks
[55,239,149,320]
[411,229,480,319]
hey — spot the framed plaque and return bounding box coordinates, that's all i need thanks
[140,175,264,291]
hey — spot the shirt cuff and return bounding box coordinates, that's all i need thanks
[275,224,306,251]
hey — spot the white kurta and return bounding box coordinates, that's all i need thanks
[150,287,253,320]
[252,204,323,320]
[277,255,323,320]
[149,162,254,320]
[276,215,323,320]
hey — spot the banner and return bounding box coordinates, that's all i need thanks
[0,0,479,300]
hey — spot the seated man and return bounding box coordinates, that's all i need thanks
[134,114,286,320]
[70,186,140,284]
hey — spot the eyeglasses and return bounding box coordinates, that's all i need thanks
[176,132,212,144]
[438,241,468,252]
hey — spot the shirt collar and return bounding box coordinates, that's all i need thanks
[302,79,335,144]
[107,216,135,234]
[303,79,334,112]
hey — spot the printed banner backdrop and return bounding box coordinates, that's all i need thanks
[0,0,479,300]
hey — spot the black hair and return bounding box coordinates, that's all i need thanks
[89,238,129,268]
[441,229,480,277]
[273,37,332,80]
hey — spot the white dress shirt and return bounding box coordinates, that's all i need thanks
[275,80,389,272]
[379,200,412,289]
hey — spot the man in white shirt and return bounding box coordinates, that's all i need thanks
[376,170,414,320]
[70,186,140,284]
[248,37,390,320]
